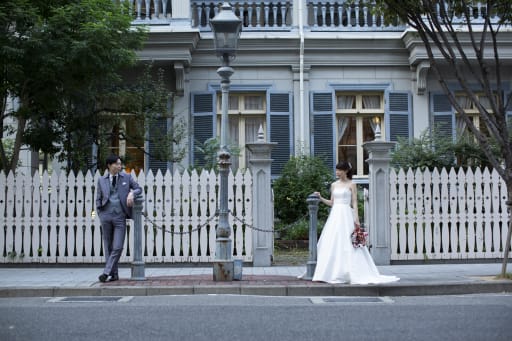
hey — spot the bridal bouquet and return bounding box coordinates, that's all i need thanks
[351,225,368,248]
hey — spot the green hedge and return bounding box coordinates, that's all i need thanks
[273,155,333,225]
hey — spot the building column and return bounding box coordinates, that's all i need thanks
[246,127,276,266]
[363,140,395,265]
[171,0,191,26]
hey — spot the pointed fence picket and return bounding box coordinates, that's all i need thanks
[390,167,510,261]
[0,169,253,264]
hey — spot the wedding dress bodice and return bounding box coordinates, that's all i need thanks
[332,186,352,205]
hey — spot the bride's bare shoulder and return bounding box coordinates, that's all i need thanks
[332,181,352,191]
[331,180,343,187]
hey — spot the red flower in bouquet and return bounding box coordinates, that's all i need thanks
[351,225,368,248]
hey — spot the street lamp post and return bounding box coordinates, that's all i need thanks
[210,2,242,281]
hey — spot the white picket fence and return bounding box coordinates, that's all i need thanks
[3,166,509,264]
[0,169,253,264]
[390,167,510,261]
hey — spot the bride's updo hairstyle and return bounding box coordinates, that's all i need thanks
[336,161,353,179]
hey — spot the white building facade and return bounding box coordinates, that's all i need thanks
[17,1,512,179]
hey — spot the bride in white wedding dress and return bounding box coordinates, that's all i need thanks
[312,161,399,285]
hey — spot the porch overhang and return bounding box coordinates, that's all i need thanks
[402,30,512,67]
[136,30,200,65]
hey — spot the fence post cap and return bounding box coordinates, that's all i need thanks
[307,194,320,204]
[134,194,144,208]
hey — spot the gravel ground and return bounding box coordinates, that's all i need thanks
[272,247,308,266]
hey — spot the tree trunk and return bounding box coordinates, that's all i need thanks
[8,117,27,174]
[0,111,8,170]
[501,187,512,277]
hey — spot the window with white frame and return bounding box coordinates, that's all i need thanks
[454,92,496,137]
[216,93,266,170]
[336,92,384,177]
[102,115,145,174]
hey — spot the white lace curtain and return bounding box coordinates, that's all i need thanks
[228,116,265,169]
[362,95,381,134]
[362,95,380,109]
[337,95,354,138]
[456,95,473,134]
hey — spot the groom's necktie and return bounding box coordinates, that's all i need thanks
[112,175,117,188]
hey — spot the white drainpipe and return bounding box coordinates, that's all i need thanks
[298,0,305,149]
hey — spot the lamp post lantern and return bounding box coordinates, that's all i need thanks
[210,2,242,281]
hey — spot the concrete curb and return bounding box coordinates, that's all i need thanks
[1,281,511,298]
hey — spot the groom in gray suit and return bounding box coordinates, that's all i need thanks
[96,154,142,282]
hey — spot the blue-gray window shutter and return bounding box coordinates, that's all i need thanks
[148,117,169,174]
[431,93,455,141]
[268,92,293,176]
[191,92,215,167]
[386,91,412,142]
[311,91,335,169]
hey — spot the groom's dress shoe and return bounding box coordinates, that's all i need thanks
[98,274,108,282]
[108,274,119,282]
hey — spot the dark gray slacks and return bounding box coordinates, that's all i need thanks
[100,212,127,276]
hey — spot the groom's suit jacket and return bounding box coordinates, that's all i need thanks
[95,172,142,219]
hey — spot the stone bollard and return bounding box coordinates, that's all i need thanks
[304,194,320,280]
[131,194,146,280]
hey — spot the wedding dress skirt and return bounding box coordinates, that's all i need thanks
[312,186,399,285]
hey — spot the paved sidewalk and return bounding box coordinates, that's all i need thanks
[1,263,511,297]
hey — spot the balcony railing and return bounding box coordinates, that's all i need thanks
[122,0,173,24]
[190,1,293,31]
[434,1,501,25]
[307,1,405,31]
[119,1,502,32]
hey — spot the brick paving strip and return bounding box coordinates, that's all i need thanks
[98,275,328,287]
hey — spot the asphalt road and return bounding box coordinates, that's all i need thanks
[1,294,511,341]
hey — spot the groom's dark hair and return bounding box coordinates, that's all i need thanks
[105,154,121,167]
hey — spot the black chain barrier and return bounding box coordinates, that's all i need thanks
[141,211,217,235]
[141,210,276,235]
[230,213,276,233]
[230,212,313,234]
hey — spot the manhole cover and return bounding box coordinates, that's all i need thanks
[310,297,393,304]
[48,296,133,303]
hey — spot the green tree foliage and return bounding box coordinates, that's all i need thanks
[193,137,241,172]
[392,130,455,170]
[0,0,147,173]
[391,128,501,170]
[276,217,325,241]
[273,155,334,225]
[0,139,16,170]
[95,65,187,173]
